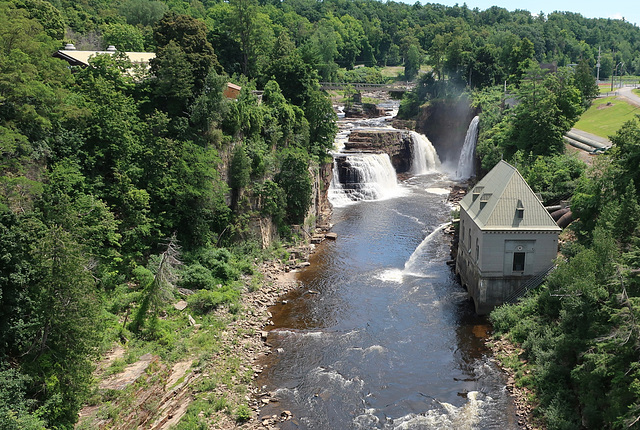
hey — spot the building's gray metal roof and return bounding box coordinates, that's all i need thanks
[460,160,561,232]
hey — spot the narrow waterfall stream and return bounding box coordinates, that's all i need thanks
[455,116,480,180]
[256,109,517,429]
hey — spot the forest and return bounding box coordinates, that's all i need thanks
[1,0,640,428]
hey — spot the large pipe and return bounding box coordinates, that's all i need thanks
[564,136,594,152]
[550,207,570,221]
[556,210,573,229]
[566,131,609,149]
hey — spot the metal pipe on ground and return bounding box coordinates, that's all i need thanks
[566,131,609,149]
[550,207,570,221]
[557,210,573,229]
[564,136,594,152]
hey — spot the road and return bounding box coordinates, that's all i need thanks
[617,86,640,107]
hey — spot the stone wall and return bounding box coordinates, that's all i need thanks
[342,130,414,173]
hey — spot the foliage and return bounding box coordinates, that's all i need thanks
[276,148,313,225]
[336,67,389,84]
[507,63,583,157]
[229,143,251,191]
[517,153,586,204]
[130,238,181,336]
[235,404,251,422]
[493,119,640,429]
[4,0,640,427]
[404,44,422,81]
[573,57,599,108]
[186,287,240,314]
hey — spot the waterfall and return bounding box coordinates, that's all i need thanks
[410,131,441,175]
[455,116,480,180]
[329,153,404,206]
[328,158,353,207]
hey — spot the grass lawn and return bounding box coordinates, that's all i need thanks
[574,96,640,138]
[380,66,404,78]
[379,65,432,79]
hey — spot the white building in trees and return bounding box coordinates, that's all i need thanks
[456,160,561,314]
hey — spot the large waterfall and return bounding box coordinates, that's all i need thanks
[329,153,404,206]
[410,131,441,175]
[455,116,479,180]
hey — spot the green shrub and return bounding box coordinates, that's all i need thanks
[180,264,217,290]
[187,287,239,314]
[235,404,251,422]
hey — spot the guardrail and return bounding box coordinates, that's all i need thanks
[504,265,557,304]
[319,81,416,92]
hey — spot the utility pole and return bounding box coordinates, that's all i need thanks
[619,62,624,89]
[611,63,615,91]
[596,46,601,83]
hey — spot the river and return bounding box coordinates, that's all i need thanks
[256,110,518,429]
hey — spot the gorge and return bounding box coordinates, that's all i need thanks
[255,111,515,429]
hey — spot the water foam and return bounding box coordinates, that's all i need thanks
[403,222,451,276]
[271,329,326,339]
[389,391,487,430]
[329,153,407,206]
[310,366,365,390]
[425,187,450,195]
[410,131,441,175]
[376,268,405,283]
[391,209,426,226]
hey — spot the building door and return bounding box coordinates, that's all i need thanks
[503,240,535,275]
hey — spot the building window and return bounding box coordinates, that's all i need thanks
[516,208,524,219]
[460,220,464,243]
[513,252,525,271]
[475,238,479,262]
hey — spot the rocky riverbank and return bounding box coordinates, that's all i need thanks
[215,240,328,429]
[486,336,545,430]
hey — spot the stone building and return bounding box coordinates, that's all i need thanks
[456,160,561,314]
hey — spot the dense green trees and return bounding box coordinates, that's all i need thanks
[0,1,339,426]
[2,0,640,427]
[492,117,640,429]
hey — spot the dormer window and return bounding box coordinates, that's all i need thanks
[479,193,491,210]
[472,186,484,202]
[516,200,524,219]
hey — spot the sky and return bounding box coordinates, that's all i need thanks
[418,1,639,27]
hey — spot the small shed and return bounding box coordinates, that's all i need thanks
[456,160,561,314]
[223,82,241,99]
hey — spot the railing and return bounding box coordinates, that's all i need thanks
[503,265,557,304]
[319,81,416,92]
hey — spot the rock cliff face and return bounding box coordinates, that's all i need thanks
[308,162,333,229]
[342,130,414,173]
[415,99,478,165]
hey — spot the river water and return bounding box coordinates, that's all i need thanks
[256,112,518,429]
